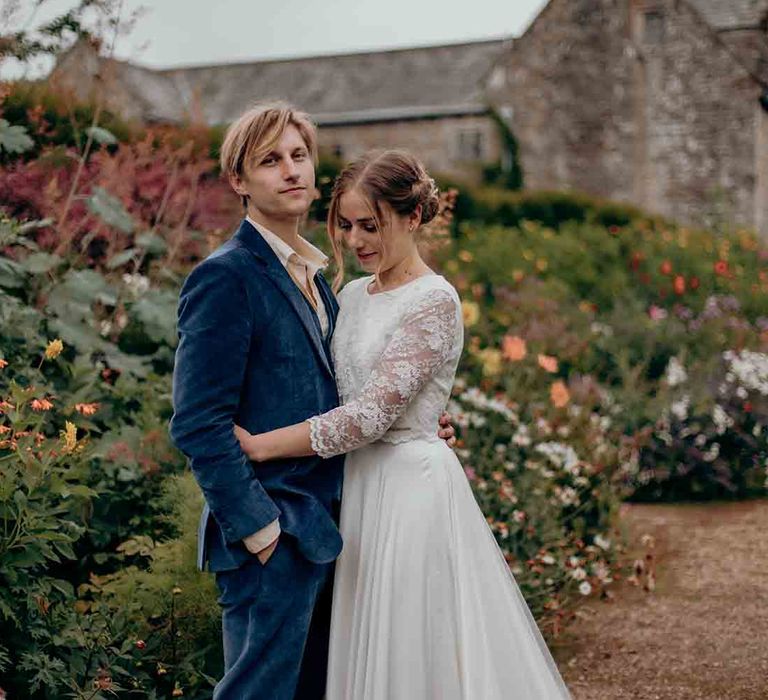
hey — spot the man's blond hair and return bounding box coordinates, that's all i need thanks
[219,101,318,204]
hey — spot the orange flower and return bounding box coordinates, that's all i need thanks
[31,398,54,412]
[502,335,527,361]
[673,275,686,295]
[75,402,100,416]
[537,354,558,373]
[659,260,673,275]
[689,276,700,290]
[0,359,7,369]
[550,381,570,408]
[0,425,10,434]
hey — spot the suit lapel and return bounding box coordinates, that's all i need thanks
[233,220,334,380]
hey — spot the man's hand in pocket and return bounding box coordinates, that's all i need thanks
[256,536,279,565]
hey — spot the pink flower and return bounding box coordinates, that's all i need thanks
[464,466,477,481]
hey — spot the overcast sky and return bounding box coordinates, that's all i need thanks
[3,0,549,76]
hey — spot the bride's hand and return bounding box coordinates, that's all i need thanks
[234,424,263,461]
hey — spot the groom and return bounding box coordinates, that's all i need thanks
[169,102,453,700]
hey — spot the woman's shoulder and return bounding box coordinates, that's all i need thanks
[403,274,461,318]
[411,274,460,303]
[337,275,371,302]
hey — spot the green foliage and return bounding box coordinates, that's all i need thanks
[0,118,34,155]
[453,187,647,230]
[0,81,134,157]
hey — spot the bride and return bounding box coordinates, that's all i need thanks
[235,149,572,699]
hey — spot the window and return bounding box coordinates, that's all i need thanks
[332,144,343,159]
[457,129,485,161]
[644,10,665,43]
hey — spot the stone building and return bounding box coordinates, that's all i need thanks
[486,0,768,234]
[49,0,768,235]
[50,39,510,182]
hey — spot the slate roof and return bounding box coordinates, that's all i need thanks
[687,0,768,29]
[157,39,508,125]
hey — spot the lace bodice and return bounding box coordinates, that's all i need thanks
[308,274,463,459]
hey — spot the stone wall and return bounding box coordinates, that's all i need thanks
[317,114,504,182]
[488,0,767,236]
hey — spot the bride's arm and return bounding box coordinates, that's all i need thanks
[236,288,459,461]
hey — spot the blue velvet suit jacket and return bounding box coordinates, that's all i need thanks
[169,220,344,572]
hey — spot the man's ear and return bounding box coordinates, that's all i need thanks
[228,172,247,198]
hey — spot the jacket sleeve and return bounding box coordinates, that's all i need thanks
[169,257,280,543]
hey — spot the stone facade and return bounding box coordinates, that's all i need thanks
[318,114,503,180]
[487,0,768,234]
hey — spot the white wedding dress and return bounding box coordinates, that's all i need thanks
[308,274,572,700]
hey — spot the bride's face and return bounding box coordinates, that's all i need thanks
[336,188,416,274]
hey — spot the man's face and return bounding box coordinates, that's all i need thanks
[230,124,316,223]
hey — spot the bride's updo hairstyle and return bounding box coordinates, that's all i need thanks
[327,149,440,292]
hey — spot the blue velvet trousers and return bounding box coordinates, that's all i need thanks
[213,535,334,700]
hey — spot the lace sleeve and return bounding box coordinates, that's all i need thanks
[308,288,459,458]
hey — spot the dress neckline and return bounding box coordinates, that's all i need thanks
[364,273,440,297]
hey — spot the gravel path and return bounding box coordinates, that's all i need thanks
[552,500,768,700]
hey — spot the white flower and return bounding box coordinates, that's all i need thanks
[534,441,580,473]
[568,556,582,567]
[557,486,580,506]
[702,443,720,462]
[541,554,556,565]
[712,404,734,435]
[670,395,690,421]
[593,561,613,583]
[590,321,614,337]
[512,510,526,523]
[458,387,518,421]
[579,581,593,596]
[122,272,150,298]
[513,425,532,447]
[723,350,768,396]
[571,567,587,580]
[665,356,688,387]
[594,534,611,550]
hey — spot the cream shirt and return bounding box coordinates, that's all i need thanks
[243,217,330,554]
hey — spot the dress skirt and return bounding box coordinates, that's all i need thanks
[325,438,572,700]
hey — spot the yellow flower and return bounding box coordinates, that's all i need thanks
[60,420,77,453]
[535,258,548,272]
[537,354,559,373]
[550,381,570,408]
[477,348,502,376]
[458,250,474,263]
[44,339,64,360]
[461,301,480,327]
[501,335,527,361]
